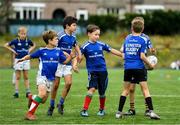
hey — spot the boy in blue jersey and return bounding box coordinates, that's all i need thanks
[47,16,81,116]
[4,26,36,98]
[115,17,160,120]
[123,17,157,116]
[80,24,122,117]
[17,30,75,120]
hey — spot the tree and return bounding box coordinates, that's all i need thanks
[0,0,13,34]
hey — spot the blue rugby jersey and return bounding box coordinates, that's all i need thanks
[123,34,146,69]
[81,41,111,72]
[57,31,77,65]
[30,47,66,81]
[8,38,34,59]
[141,33,153,53]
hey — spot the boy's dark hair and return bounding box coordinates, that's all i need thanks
[86,24,100,34]
[63,16,77,29]
[132,20,144,33]
[42,30,57,44]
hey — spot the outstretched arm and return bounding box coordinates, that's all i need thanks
[17,55,31,63]
[110,48,123,57]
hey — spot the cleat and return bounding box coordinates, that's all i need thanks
[26,92,31,98]
[24,113,36,120]
[13,93,19,98]
[144,110,151,117]
[57,104,64,115]
[124,109,136,116]
[80,110,89,117]
[47,106,54,116]
[97,109,105,116]
[149,111,160,120]
[115,111,123,119]
[28,94,33,108]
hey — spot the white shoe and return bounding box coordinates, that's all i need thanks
[149,111,160,120]
[115,111,122,119]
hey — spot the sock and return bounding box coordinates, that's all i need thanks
[15,89,18,94]
[145,101,149,111]
[28,96,42,114]
[59,97,64,105]
[26,88,31,93]
[83,94,93,110]
[99,95,106,110]
[50,99,55,107]
[118,96,126,112]
[145,97,153,110]
[130,102,135,110]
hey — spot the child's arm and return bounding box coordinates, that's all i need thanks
[110,48,123,57]
[62,51,76,64]
[4,43,17,55]
[74,45,82,63]
[28,43,36,53]
[140,52,155,70]
[17,55,31,63]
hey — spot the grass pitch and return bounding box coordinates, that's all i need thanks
[0,68,180,124]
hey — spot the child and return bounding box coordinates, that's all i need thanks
[17,30,75,120]
[115,17,160,120]
[80,24,122,117]
[4,26,36,98]
[123,17,157,116]
[47,16,81,116]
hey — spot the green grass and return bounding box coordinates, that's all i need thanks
[0,69,180,124]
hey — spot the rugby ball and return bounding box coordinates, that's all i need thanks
[147,55,158,65]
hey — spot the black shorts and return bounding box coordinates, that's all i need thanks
[87,71,108,95]
[124,69,147,83]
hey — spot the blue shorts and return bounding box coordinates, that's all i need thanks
[87,71,108,95]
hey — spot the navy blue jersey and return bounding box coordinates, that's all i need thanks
[30,47,66,81]
[8,38,34,59]
[123,34,146,69]
[81,41,111,72]
[57,31,77,65]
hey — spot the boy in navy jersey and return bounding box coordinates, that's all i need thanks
[123,17,156,116]
[115,17,160,120]
[47,16,81,116]
[4,26,36,98]
[17,30,75,120]
[80,24,122,117]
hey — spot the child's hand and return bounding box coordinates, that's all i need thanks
[72,64,79,73]
[77,55,82,63]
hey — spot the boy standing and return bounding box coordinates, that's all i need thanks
[115,17,160,120]
[123,17,156,116]
[47,16,81,116]
[18,30,75,120]
[4,26,36,98]
[80,24,122,117]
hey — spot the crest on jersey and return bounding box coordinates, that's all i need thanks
[43,53,47,56]
[18,43,22,46]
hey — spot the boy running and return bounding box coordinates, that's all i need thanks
[47,16,81,116]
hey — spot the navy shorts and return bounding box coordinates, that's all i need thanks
[87,71,108,95]
[124,69,147,83]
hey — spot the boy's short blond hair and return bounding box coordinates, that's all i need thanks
[131,16,144,25]
[131,16,144,33]
[18,26,27,33]
[42,30,57,44]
